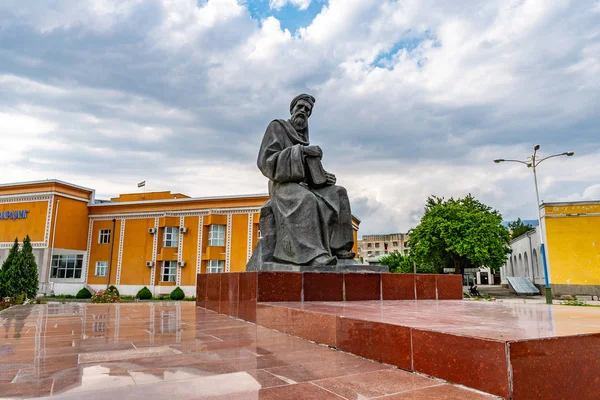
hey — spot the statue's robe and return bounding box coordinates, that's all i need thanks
[257,119,354,265]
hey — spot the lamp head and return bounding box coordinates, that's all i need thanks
[534,145,540,151]
[493,159,504,163]
[566,151,574,156]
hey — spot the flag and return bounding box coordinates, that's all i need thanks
[137,181,145,188]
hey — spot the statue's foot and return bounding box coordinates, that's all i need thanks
[335,251,356,259]
[309,254,337,266]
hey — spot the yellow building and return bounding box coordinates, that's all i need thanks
[502,200,600,296]
[0,179,360,296]
[544,200,600,296]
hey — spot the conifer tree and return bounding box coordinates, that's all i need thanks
[1,238,20,298]
[21,235,39,298]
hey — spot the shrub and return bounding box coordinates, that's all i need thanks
[91,288,122,303]
[137,287,153,300]
[108,285,120,296]
[170,287,185,301]
[76,288,92,299]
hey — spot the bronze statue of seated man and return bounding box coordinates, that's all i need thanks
[248,94,356,268]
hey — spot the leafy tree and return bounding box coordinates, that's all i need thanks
[508,218,534,240]
[409,195,511,275]
[170,287,185,300]
[20,235,39,299]
[379,252,436,274]
[1,238,20,298]
[137,286,153,300]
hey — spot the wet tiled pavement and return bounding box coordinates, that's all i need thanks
[0,302,495,399]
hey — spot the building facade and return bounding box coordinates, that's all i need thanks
[357,233,409,263]
[500,200,600,296]
[0,179,361,296]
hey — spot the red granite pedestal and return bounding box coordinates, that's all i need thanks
[196,272,600,399]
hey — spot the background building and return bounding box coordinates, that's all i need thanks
[357,233,409,263]
[0,179,361,296]
[501,200,600,296]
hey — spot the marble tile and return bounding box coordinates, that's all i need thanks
[415,275,436,300]
[336,317,412,370]
[220,273,240,317]
[313,369,440,399]
[246,370,289,389]
[258,382,344,399]
[196,274,208,305]
[384,384,495,399]
[303,272,344,301]
[382,273,416,300]
[288,308,337,346]
[509,334,600,400]
[436,275,463,300]
[257,272,302,302]
[238,272,257,322]
[344,273,381,301]
[206,273,222,312]
[411,329,509,398]
[264,357,390,383]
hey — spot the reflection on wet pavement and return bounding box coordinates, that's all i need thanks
[0,302,494,399]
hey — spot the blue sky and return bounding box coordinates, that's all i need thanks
[1,0,599,236]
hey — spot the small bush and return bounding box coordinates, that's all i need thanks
[108,285,120,296]
[137,287,153,300]
[76,288,92,299]
[91,288,121,303]
[170,287,185,301]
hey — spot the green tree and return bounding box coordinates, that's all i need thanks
[20,235,39,299]
[508,218,534,240]
[1,238,20,298]
[409,195,511,275]
[379,252,436,274]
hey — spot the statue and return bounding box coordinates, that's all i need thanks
[247,94,366,271]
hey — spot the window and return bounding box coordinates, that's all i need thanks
[367,243,372,248]
[392,241,398,247]
[95,261,108,277]
[357,247,361,252]
[375,243,380,248]
[163,227,179,248]
[207,260,224,273]
[375,251,380,255]
[404,242,409,248]
[208,225,225,246]
[162,261,177,282]
[51,255,84,279]
[98,229,111,244]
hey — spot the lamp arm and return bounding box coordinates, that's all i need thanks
[499,159,530,165]
[535,153,569,167]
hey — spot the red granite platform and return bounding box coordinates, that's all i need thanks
[196,272,463,322]
[196,273,600,399]
[253,301,600,400]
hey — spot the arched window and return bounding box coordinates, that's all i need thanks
[524,252,529,278]
[509,257,514,276]
[518,254,523,277]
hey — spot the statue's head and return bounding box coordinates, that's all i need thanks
[290,94,315,131]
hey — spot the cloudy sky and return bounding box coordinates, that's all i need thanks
[1,0,599,236]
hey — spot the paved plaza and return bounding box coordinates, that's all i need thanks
[0,302,494,399]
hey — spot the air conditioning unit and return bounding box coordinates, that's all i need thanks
[148,228,157,234]
[177,261,186,267]
[179,227,188,234]
[145,261,155,267]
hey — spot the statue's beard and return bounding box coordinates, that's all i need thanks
[291,113,308,131]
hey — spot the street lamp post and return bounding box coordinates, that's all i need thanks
[494,145,574,304]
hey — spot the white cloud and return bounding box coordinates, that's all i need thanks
[0,0,599,235]
[270,0,311,11]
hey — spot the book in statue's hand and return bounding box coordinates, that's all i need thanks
[306,157,328,187]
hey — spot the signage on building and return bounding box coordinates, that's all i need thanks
[0,210,29,220]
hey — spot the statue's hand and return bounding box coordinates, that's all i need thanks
[303,145,323,158]
[325,171,336,185]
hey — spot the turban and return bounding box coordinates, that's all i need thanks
[290,94,315,114]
